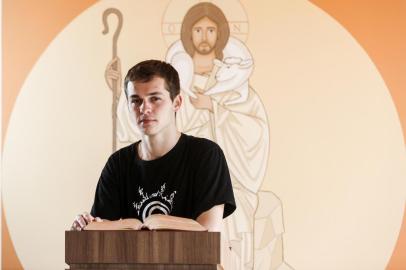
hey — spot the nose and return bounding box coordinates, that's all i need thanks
[202,29,207,41]
[139,100,151,114]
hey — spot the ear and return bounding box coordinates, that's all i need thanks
[173,94,183,112]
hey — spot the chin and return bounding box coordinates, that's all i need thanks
[142,127,161,137]
[138,122,159,135]
[141,129,155,136]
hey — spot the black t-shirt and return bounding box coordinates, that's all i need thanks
[91,133,236,221]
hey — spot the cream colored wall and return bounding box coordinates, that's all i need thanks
[2,1,405,269]
[245,1,405,268]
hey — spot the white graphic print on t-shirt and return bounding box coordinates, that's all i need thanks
[132,183,177,221]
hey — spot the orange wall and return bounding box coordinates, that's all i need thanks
[2,1,98,268]
[2,1,405,269]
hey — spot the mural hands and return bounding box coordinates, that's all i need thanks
[104,56,122,92]
[189,92,214,112]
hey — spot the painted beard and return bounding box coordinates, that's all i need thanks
[195,42,215,55]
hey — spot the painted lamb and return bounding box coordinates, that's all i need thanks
[205,56,254,105]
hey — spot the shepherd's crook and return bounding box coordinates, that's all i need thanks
[102,8,123,152]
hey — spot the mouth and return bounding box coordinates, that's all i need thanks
[199,43,210,49]
[197,43,213,54]
[139,119,156,126]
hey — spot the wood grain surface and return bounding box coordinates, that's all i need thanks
[65,231,220,267]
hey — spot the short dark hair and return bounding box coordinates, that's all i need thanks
[124,60,180,100]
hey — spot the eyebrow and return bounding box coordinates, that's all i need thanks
[129,92,164,99]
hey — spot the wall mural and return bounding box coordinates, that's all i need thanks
[106,1,292,269]
[2,1,405,270]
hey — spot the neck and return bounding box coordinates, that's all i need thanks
[138,129,181,161]
[193,51,216,74]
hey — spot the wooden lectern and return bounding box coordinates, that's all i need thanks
[65,230,220,270]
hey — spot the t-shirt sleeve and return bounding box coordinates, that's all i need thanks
[90,154,121,220]
[192,145,236,219]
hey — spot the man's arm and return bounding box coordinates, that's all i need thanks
[71,204,225,231]
[196,204,224,232]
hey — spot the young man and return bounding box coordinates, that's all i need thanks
[71,60,235,231]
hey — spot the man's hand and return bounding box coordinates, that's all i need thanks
[189,92,213,112]
[70,212,102,231]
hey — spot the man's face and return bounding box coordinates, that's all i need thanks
[127,77,181,137]
[192,16,218,55]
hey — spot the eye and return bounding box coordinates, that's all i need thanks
[150,96,161,102]
[131,98,142,106]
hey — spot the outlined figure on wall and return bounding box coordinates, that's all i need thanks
[110,1,293,269]
[163,2,292,269]
[102,8,123,152]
